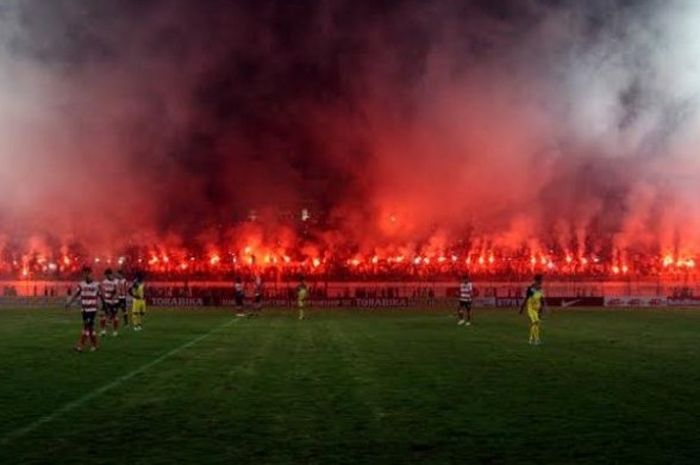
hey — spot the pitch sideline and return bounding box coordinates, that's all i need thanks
[1,317,238,446]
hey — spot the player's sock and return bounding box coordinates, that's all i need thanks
[90,331,98,348]
[113,317,119,333]
[78,330,87,348]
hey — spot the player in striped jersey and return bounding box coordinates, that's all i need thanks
[99,269,120,336]
[66,266,101,352]
[115,270,129,327]
[251,275,263,317]
[457,275,474,326]
[234,277,245,317]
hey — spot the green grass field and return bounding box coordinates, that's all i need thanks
[1,307,700,464]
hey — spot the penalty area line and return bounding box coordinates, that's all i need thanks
[2,317,238,446]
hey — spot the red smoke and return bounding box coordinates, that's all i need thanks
[1,1,699,280]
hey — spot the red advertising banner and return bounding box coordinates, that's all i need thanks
[545,297,605,307]
[604,296,668,307]
[0,295,690,309]
[666,297,700,307]
[496,297,604,308]
[0,297,64,308]
[147,296,499,308]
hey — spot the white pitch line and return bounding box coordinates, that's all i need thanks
[2,317,237,445]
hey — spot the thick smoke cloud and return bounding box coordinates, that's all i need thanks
[1,0,699,261]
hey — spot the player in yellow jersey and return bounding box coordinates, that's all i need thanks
[296,276,308,320]
[519,274,546,345]
[129,272,147,331]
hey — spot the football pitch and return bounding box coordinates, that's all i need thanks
[1,307,699,464]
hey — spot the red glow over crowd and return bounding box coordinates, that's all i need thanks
[1,241,697,282]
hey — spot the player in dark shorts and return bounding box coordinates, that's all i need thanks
[99,268,120,336]
[234,277,245,316]
[115,270,129,326]
[457,275,474,326]
[251,275,263,317]
[66,266,101,352]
